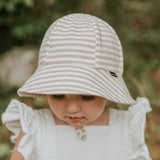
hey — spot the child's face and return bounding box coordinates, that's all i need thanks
[47,94,107,128]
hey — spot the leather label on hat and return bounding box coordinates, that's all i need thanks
[109,71,118,77]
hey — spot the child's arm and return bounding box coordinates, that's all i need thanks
[10,130,25,160]
[2,100,35,160]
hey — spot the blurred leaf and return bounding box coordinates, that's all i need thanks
[0,143,12,158]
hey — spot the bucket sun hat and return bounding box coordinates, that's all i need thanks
[18,13,135,105]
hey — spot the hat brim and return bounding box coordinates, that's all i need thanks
[18,64,135,105]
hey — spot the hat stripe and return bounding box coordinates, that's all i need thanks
[56,20,110,30]
[21,73,104,95]
[56,19,116,34]
[21,74,127,104]
[43,33,118,46]
[48,55,122,65]
[41,42,121,57]
[52,38,120,50]
[47,41,121,52]
[22,76,129,104]
[54,37,95,43]
[54,28,117,39]
[54,26,94,32]
[24,64,118,87]
[51,43,94,50]
[48,59,94,66]
[40,36,95,49]
[46,58,122,70]
[21,65,130,102]
[49,53,94,60]
[43,59,121,70]
[23,85,102,97]
[44,48,121,58]
[52,32,117,43]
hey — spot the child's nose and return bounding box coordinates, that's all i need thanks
[66,101,81,113]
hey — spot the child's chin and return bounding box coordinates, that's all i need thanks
[70,123,85,128]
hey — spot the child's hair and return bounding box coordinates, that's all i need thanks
[17,13,135,105]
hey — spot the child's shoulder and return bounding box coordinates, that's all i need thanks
[127,97,152,117]
[1,99,54,143]
[111,97,151,115]
[2,99,52,120]
[2,99,56,159]
[107,97,152,159]
[109,97,151,126]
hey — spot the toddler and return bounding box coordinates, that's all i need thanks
[2,13,152,160]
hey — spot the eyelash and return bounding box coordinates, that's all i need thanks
[52,95,65,99]
[81,95,95,100]
[52,95,95,100]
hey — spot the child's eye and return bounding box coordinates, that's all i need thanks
[52,95,65,99]
[81,95,95,100]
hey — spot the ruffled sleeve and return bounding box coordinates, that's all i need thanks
[128,97,152,160]
[1,99,36,160]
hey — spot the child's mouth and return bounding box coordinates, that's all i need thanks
[67,117,84,122]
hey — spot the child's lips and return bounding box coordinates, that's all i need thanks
[67,116,85,122]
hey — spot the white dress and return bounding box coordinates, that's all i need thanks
[1,97,152,160]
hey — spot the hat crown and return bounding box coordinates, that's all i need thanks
[39,13,123,75]
[18,14,135,104]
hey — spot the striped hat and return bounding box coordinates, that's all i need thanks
[18,13,135,104]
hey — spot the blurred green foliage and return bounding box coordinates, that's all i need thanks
[0,0,160,159]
